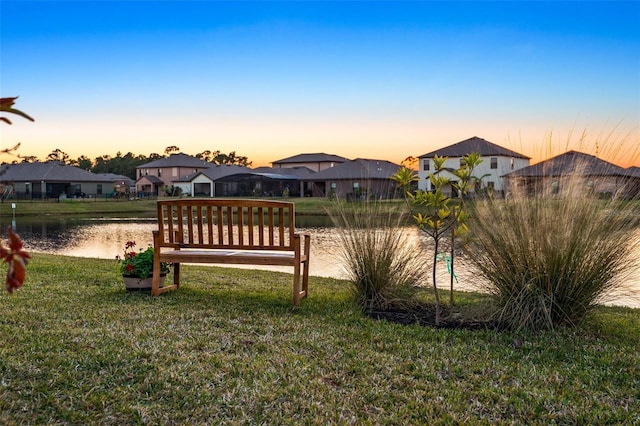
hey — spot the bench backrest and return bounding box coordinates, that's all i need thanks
[156,199,296,251]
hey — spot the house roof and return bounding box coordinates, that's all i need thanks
[252,166,316,178]
[503,151,628,178]
[174,164,252,182]
[98,173,135,185]
[626,166,640,178]
[309,158,401,181]
[0,162,114,183]
[271,153,349,165]
[136,153,210,169]
[218,172,299,181]
[137,175,164,184]
[418,136,530,159]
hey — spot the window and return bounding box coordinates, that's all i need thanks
[490,157,498,169]
[510,158,515,170]
[460,158,466,167]
[353,182,359,189]
[487,182,495,191]
[173,167,178,177]
[97,184,103,195]
[330,182,337,189]
[423,160,430,171]
[158,169,162,177]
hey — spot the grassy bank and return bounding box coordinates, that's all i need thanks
[0,254,638,424]
[2,197,348,218]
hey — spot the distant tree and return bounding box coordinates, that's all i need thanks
[164,145,180,156]
[20,155,39,163]
[196,150,213,162]
[47,148,70,164]
[75,155,93,171]
[212,150,252,166]
[400,156,418,169]
[90,152,151,179]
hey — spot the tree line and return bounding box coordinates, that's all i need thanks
[3,145,252,180]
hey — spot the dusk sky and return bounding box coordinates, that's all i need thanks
[1,1,639,167]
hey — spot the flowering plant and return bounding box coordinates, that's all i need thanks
[116,241,170,278]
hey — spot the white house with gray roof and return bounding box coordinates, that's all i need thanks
[174,165,312,197]
[417,136,530,195]
[172,164,252,197]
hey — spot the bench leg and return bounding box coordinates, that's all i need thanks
[302,259,310,299]
[173,263,181,288]
[293,261,301,305]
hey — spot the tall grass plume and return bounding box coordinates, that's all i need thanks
[329,200,426,312]
[465,149,640,331]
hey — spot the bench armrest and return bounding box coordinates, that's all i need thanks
[294,232,311,256]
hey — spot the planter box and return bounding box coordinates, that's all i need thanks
[123,273,166,291]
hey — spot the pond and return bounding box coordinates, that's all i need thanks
[8,215,640,308]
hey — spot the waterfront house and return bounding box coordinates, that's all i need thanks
[172,164,252,197]
[417,136,530,196]
[0,161,115,199]
[308,158,401,199]
[503,150,640,198]
[135,153,210,195]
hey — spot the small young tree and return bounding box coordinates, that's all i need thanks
[393,153,481,324]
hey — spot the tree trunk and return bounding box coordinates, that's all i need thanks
[433,236,441,325]
[450,226,455,306]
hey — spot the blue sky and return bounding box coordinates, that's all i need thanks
[1,1,639,167]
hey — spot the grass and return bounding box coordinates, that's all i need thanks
[4,196,408,218]
[0,254,638,424]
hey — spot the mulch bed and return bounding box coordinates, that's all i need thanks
[367,304,502,331]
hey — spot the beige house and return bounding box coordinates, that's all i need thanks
[135,153,210,195]
[503,151,640,198]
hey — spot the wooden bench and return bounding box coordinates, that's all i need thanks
[151,199,311,304]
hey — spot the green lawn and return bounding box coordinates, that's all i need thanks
[3,196,409,218]
[0,254,638,424]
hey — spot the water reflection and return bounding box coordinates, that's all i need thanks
[11,216,639,308]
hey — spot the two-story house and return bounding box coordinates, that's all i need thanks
[417,136,530,195]
[135,153,210,195]
[271,153,348,172]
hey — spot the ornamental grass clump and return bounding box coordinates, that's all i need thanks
[329,200,425,312]
[465,161,640,331]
